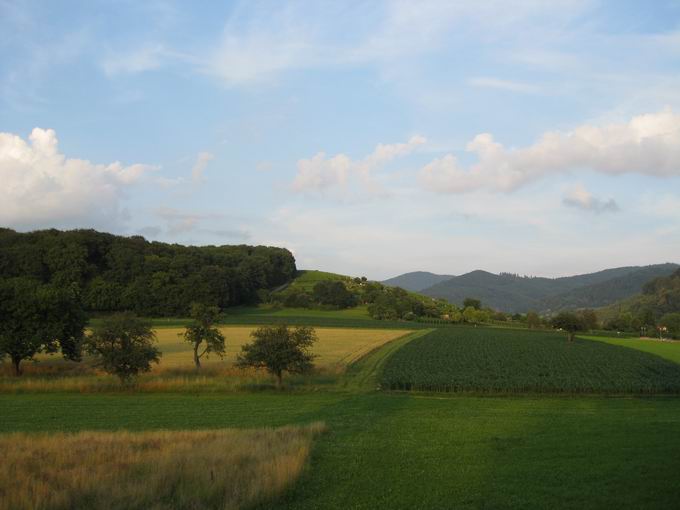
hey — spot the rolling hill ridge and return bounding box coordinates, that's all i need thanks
[383,264,679,313]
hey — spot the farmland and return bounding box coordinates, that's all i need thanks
[380,327,680,393]
[0,423,325,510]
[0,326,413,392]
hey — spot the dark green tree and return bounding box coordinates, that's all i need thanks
[182,303,226,369]
[236,325,317,387]
[660,313,680,339]
[0,278,86,376]
[526,311,541,329]
[85,312,160,383]
[463,298,482,310]
[551,311,587,342]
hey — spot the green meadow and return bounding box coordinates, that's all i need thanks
[3,323,680,508]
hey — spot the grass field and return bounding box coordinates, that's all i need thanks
[381,327,680,394]
[3,325,680,508]
[2,392,680,509]
[0,423,325,510]
[583,334,680,365]
[0,327,412,392]
[154,326,410,370]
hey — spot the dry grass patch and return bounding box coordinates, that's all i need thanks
[0,422,326,510]
[155,326,410,370]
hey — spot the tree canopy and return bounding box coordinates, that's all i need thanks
[85,313,160,383]
[182,303,226,369]
[236,325,317,387]
[0,228,297,316]
[0,277,86,375]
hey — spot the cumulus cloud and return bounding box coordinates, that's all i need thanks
[562,185,619,214]
[0,128,153,230]
[420,109,680,193]
[191,151,215,183]
[292,135,426,193]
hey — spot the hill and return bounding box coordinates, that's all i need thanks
[381,271,455,292]
[413,264,678,313]
[0,228,296,316]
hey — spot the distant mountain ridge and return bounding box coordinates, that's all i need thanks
[381,271,455,292]
[382,264,679,313]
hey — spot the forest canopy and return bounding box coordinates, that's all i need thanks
[0,228,296,316]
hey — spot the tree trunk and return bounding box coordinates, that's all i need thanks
[12,356,22,376]
[568,332,575,343]
[275,371,283,389]
[193,343,201,370]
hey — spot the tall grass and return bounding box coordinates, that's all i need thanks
[0,422,326,510]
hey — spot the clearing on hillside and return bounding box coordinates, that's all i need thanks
[381,327,680,394]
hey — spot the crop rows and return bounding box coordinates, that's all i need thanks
[380,327,680,394]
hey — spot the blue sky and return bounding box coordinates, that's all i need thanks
[1,0,680,279]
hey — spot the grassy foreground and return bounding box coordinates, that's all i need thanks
[2,393,680,509]
[2,327,680,508]
[0,423,325,510]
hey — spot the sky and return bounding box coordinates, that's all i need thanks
[1,0,680,280]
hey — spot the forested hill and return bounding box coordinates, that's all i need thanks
[0,228,296,316]
[601,268,680,321]
[388,264,678,313]
[381,271,455,292]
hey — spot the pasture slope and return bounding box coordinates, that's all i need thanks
[2,323,680,508]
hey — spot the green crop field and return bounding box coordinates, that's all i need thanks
[583,335,680,365]
[380,327,680,394]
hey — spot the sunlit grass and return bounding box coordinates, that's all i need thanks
[0,422,326,510]
[0,327,411,392]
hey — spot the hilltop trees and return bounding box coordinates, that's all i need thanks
[85,313,160,383]
[236,325,317,388]
[0,228,297,317]
[182,303,226,369]
[312,280,358,308]
[0,278,86,376]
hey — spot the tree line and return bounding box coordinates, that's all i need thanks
[0,228,296,316]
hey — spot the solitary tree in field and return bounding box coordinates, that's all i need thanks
[85,313,160,383]
[236,325,317,388]
[526,311,541,329]
[0,278,86,376]
[182,303,226,369]
[551,312,587,342]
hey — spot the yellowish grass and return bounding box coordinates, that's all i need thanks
[0,422,326,510]
[154,326,409,370]
[0,327,411,392]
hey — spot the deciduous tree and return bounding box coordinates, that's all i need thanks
[182,303,226,369]
[236,325,317,387]
[86,312,160,383]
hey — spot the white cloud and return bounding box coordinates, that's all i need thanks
[203,0,592,86]
[191,151,215,183]
[101,44,166,76]
[292,135,426,193]
[562,185,619,213]
[468,77,541,94]
[420,109,680,193]
[0,128,153,230]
